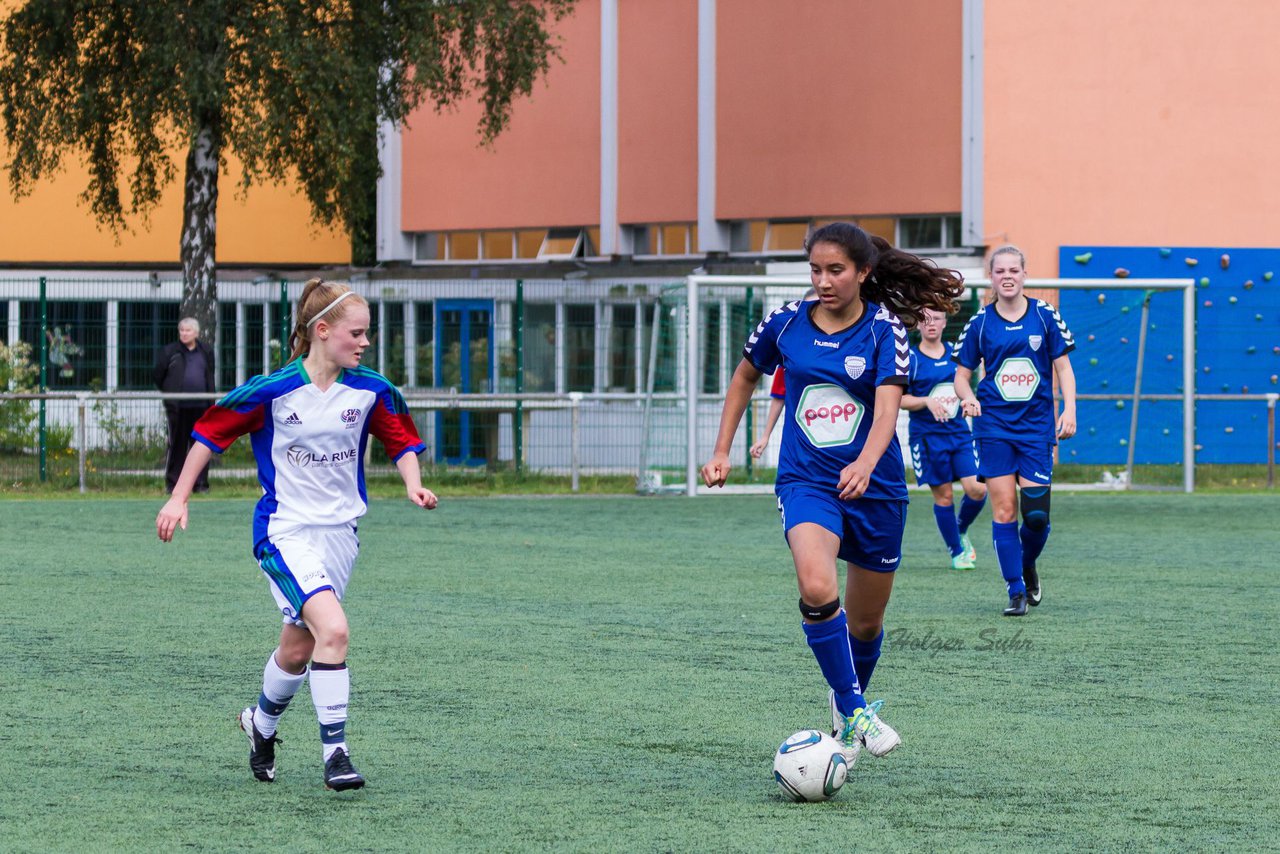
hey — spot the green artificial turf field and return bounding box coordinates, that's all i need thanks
[2,492,1276,851]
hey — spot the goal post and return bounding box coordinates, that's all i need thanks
[669,274,1196,496]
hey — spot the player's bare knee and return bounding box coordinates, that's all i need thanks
[1020,485,1051,531]
[847,616,883,640]
[963,481,987,501]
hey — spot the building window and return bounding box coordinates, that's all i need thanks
[118,301,181,390]
[19,300,106,390]
[523,304,557,392]
[414,302,435,386]
[898,214,965,250]
[540,228,585,260]
[609,303,637,391]
[565,304,595,391]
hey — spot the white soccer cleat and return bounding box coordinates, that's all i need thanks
[828,690,861,766]
[839,699,901,758]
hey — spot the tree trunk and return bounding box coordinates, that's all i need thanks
[180,117,221,345]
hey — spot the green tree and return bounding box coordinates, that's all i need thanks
[0,0,574,339]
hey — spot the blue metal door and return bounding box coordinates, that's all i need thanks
[435,300,495,465]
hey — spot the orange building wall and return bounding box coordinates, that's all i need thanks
[984,0,1280,275]
[716,0,962,221]
[399,3,601,232]
[617,0,698,224]
[0,150,350,266]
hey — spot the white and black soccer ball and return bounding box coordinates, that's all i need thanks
[772,729,848,802]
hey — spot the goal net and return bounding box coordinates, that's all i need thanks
[636,275,1196,495]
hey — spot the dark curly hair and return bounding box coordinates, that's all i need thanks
[805,222,965,328]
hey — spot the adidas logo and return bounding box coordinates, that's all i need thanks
[284,412,302,426]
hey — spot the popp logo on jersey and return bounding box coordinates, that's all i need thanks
[795,383,865,447]
[994,357,1040,401]
[928,382,960,418]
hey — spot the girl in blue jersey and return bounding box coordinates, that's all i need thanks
[702,223,963,763]
[902,308,988,570]
[156,278,438,791]
[953,246,1076,616]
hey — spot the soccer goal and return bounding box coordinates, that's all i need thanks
[635,274,1197,495]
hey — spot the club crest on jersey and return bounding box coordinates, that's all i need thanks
[1028,334,1043,352]
[341,408,361,427]
[844,356,866,380]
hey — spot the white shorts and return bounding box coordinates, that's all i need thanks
[257,524,359,626]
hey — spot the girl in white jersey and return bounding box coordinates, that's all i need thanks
[702,223,963,763]
[156,279,437,791]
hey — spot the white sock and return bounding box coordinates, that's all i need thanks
[310,663,350,760]
[254,651,307,738]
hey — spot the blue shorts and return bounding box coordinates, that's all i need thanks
[910,431,979,487]
[776,483,906,572]
[976,437,1054,484]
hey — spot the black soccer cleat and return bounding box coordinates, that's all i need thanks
[1023,564,1042,606]
[1002,593,1028,617]
[238,707,281,783]
[324,748,366,791]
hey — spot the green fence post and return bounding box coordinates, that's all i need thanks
[38,276,47,482]
[743,286,754,480]
[514,278,524,474]
[279,279,289,369]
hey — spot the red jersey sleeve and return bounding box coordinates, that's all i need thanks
[770,366,786,399]
[192,403,264,452]
[369,384,426,462]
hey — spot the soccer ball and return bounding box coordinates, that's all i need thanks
[772,729,848,802]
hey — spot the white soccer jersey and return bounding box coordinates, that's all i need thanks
[193,360,425,554]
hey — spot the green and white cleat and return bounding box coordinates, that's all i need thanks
[828,690,862,766]
[950,550,976,571]
[959,532,976,562]
[839,699,901,758]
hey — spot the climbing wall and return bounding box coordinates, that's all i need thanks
[1059,246,1280,464]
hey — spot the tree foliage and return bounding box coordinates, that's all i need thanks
[0,0,574,305]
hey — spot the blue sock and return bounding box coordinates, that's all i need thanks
[957,494,986,534]
[992,521,1026,596]
[1021,522,1050,569]
[802,611,865,715]
[849,628,884,694]
[933,504,963,556]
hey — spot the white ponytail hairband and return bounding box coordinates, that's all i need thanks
[307,290,356,328]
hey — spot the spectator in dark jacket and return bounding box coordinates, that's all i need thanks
[154,317,216,493]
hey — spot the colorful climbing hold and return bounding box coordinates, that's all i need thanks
[1202,366,1211,373]
[1247,346,1256,354]
[1114,267,1130,278]
[1257,314,1265,322]
[1199,277,1210,287]
[1203,300,1213,307]
[1121,305,1131,313]
[1272,375,1278,384]
[1159,248,1172,257]
[1220,254,1230,269]
[1224,426,1234,434]
[1097,293,1106,304]
[1165,354,1174,361]
[1229,296,1238,304]
[1185,257,1199,267]
[1162,428,1170,435]
[1087,333,1096,342]
[1244,280,1254,290]
[1089,357,1099,366]
[1115,400,1125,409]
[1074,252,1093,264]
[1120,337,1129,345]
[1266,272,1275,281]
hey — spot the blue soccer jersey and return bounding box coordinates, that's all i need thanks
[744,299,909,501]
[952,298,1075,443]
[906,342,971,443]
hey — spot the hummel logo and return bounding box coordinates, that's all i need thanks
[813,339,839,349]
[284,412,302,425]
